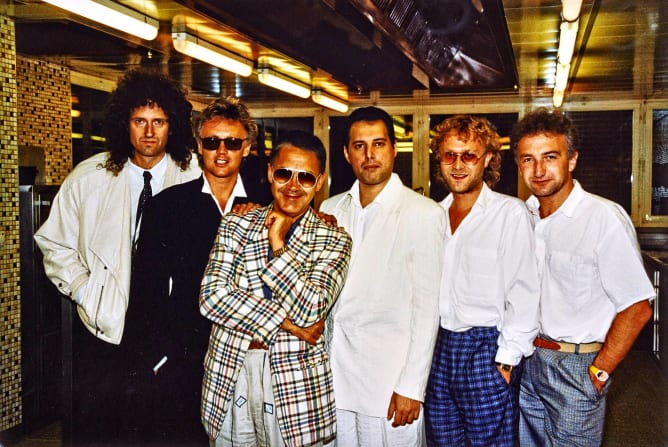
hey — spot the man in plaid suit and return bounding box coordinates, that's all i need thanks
[200,130,352,446]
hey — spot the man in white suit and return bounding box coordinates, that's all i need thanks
[320,106,446,446]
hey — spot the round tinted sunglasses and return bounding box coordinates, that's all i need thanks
[201,136,246,151]
[440,151,487,166]
[272,167,320,189]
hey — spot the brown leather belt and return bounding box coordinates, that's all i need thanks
[248,340,269,350]
[534,337,602,354]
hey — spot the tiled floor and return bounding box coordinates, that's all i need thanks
[2,351,666,446]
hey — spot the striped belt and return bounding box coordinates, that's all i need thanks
[534,337,602,354]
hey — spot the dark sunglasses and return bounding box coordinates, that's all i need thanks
[201,136,246,151]
[272,168,320,189]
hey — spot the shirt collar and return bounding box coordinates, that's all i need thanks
[128,153,168,177]
[201,174,247,214]
[441,182,491,211]
[526,179,583,219]
[348,173,401,208]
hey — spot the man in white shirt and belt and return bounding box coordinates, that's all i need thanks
[423,115,540,447]
[512,108,654,446]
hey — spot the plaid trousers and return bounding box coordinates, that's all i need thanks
[424,327,521,447]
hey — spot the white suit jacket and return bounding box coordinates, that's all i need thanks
[35,152,200,344]
[320,174,445,417]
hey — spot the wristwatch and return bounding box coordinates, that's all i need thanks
[272,246,289,257]
[589,364,610,382]
[495,362,513,373]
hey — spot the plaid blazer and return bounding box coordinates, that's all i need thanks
[199,205,352,446]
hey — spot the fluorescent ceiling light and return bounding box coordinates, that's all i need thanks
[312,90,349,113]
[558,20,579,65]
[258,68,310,99]
[553,89,565,108]
[555,63,570,91]
[562,0,583,22]
[172,31,253,77]
[42,0,158,41]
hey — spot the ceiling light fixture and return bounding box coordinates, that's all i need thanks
[553,63,570,108]
[258,68,311,99]
[42,0,159,41]
[561,0,583,22]
[554,63,570,92]
[557,20,579,65]
[553,89,565,108]
[552,0,583,107]
[172,31,253,77]
[311,90,349,113]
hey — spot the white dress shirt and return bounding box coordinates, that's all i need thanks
[439,183,540,365]
[201,174,247,215]
[527,180,655,343]
[347,178,383,262]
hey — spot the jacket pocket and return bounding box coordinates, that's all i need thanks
[81,256,109,334]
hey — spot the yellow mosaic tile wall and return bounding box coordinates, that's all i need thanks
[0,14,21,432]
[17,58,72,185]
[0,14,72,432]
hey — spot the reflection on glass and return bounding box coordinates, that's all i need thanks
[568,111,632,214]
[652,110,668,215]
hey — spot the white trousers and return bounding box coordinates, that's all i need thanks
[213,350,285,447]
[333,408,426,447]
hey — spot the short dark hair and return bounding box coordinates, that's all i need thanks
[346,106,396,145]
[102,69,195,174]
[430,115,502,188]
[194,96,258,143]
[510,108,580,158]
[269,130,327,174]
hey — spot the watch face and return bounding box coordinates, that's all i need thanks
[596,370,610,382]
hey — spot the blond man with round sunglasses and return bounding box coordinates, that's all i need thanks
[200,130,352,446]
[128,97,271,444]
[423,115,540,447]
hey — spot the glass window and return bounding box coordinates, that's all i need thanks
[71,85,108,166]
[652,110,668,215]
[567,110,633,214]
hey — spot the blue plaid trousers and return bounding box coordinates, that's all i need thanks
[424,327,521,447]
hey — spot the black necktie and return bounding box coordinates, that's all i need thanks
[135,170,152,231]
[133,171,152,256]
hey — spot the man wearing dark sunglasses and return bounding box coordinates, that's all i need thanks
[127,97,271,444]
[199,130,351,447]
[423,115,539,447]
[320,106,445,447]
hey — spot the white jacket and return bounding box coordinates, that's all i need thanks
[320,174,446,417]
[34,152,200,344]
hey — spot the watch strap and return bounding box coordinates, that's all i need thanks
[495,362,513,373]
[272,246,289,257]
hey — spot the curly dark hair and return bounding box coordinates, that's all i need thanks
[101,69,195,174]
[510,108,579,159]
[430,115,502,188]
